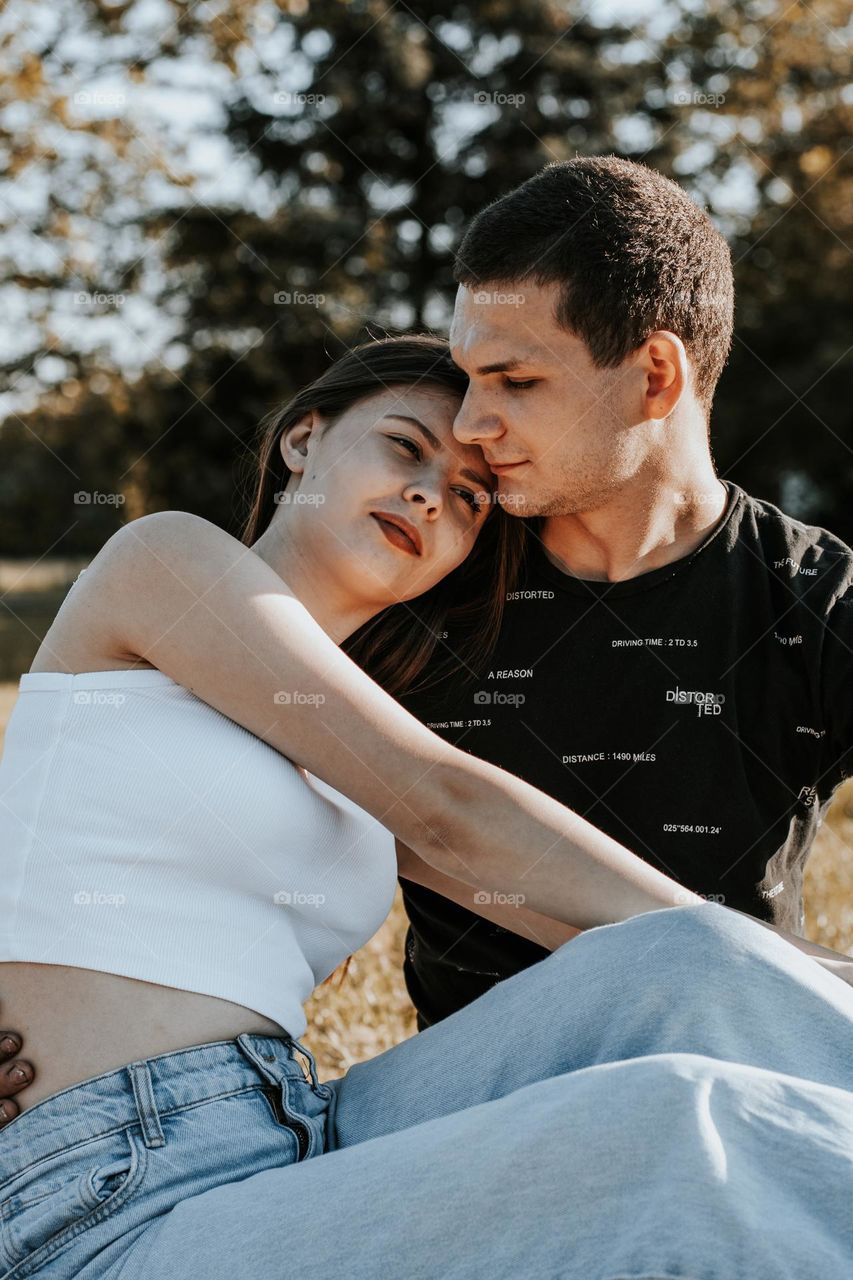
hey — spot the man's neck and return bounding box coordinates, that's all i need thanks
[539,474,729,585]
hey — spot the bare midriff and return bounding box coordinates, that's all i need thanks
[0,962,291,1119]
[6,638,297,1121]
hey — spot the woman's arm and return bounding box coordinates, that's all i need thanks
[395,839,583,951]
[94,511,704,930]
[397,841,853,986]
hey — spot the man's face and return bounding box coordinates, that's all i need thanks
[449,281,644,518]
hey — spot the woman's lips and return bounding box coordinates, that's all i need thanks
[371,514,420,556]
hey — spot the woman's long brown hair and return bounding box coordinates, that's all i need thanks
[239,334,530,699]
[238,334,531,991]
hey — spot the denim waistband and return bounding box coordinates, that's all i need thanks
[0,1033,320,1177]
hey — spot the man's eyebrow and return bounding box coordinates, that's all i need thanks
[451,355,540,376]
[473,357,525,375]
[384,414,493,491]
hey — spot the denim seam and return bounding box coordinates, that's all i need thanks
[1,1130,149,1280]
[0,1084,267,1187]
[151,1084,275,1125]
[0,1129,139,1194]
[0,1184,62,1221]
[0,1037,289,1131]
[602,1273,706,1279]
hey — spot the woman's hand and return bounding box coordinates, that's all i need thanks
[0,1011,34,1127]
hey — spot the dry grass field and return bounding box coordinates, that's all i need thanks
[1,680,850,1083]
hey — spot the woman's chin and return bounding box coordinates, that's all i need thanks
[377,560,442,604]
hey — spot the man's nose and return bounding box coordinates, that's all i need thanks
[452,390,503,444]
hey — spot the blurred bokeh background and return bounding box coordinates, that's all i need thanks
[1,0,851,1078]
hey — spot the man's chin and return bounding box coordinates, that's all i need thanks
[491,484,536,518]
[489,486,540,517]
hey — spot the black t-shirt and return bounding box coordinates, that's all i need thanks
[395,481,853,1029]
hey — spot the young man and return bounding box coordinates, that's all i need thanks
[396,155,853,1031]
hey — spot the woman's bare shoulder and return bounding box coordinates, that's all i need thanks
[27,512,225,676]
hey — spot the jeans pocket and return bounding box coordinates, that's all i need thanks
[0,1126,147,1274]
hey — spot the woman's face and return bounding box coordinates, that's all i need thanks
[278,383,497,605]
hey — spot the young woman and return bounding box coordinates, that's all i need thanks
[0,335,850,1280]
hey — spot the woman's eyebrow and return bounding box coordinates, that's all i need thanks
[384,414,493,492]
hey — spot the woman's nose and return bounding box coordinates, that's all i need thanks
[406,486,442,514]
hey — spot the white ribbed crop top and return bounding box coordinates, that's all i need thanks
[0,669,398,1037]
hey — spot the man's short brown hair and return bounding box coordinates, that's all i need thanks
[453,155,734,412]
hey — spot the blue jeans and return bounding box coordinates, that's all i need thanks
[0,904,851,1280]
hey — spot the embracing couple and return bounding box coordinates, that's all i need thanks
[0,155,851,1279]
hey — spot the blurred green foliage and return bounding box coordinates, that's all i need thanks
[1,0,850,554]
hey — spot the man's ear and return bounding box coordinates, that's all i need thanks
[638,331,688,419]
[279,410,321,474]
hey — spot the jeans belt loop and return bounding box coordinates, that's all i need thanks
[126,1060,166,1149]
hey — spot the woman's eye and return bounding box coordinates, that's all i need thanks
[390,437,484,516]
[390,435,421,458]
[504,378,537,390]
[454,488,484,515]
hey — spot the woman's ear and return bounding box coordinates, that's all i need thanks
[279,410,321,474]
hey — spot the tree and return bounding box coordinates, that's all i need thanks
[2,0,850,552]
